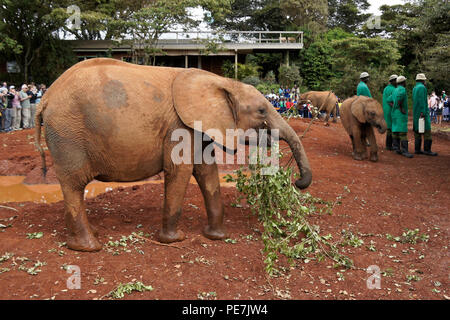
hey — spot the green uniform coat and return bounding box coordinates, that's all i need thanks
[382,84,395,130]
[391,85,408,133]
[357,81,372,98]
[412,82,431,132]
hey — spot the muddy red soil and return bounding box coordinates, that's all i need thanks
[0,119,449,300]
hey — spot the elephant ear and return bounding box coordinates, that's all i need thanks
[351,97,367,123]
[172,69,239,150]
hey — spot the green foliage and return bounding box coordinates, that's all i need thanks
[385,228,429,244]
[278,64,302,88]
[329,37,402,100]
[26,232,44,239]
[242,76,261,87]
[225,152,352,276]
[264,70,276,84]
[222,60,260,80]
[327,0,370,32]
[107,281,154,299]
[255,82,279,95]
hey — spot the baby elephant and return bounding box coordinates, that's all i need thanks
[340,96,387,162]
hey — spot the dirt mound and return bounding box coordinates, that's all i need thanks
[23,165,58,185]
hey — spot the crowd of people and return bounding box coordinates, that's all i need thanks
[265,84,342,119]
[428,91,449,124]
[0,82,47,133]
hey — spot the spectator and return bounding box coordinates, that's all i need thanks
[0,87,7,131]
[19,84,32,129]
[443,96,449,122]
[428,92,438,124]
[436,97,443,125]
[28,84,37,128]
[4,86,17,132]
[9,86,21,131]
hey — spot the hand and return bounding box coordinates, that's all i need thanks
[400,107,406,115]
[420,112,424,117]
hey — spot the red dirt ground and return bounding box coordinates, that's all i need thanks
[0,118,449,300]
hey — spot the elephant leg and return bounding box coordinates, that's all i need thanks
[60,181,102,252]
[350,135,356,156]
[159,162,193,243]
[366,125,378,162]
[332,106,337,123]
[324,112,330,126]
[352,126,366,160]
[193,160,227,240]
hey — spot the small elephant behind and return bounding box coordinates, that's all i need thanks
[340,96,387,162]
[300,91,338,126]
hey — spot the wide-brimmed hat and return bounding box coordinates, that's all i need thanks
[397,76,407,83]
[389,74,398,81]
[360,72,369,79]
[415,73,427,81]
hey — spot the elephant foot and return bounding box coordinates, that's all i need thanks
[67,233,102,252]
[203,225,227,240]
[159,230,185,243]
[369,153,378,162]
[353,153,365,161]
[89,223,99,237]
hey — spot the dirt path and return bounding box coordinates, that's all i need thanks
[0,119,449,300]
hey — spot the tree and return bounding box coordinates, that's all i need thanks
[207,0,328,33]
[327,0,370,32]
[0,0,62,81]
[371,0,450,92]
[329,37,402,100]
[124,0,199,66]
[278,64,302,87]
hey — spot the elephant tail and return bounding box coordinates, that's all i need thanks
[34,97,47,177]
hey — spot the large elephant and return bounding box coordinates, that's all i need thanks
[300,91,338,125]
[340,96,387,162]
[35,58,312,252]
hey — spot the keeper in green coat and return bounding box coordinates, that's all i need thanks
[357,72,372,97]
[382,74,398,150]
[391,75,413,158]
[412,73,437,156]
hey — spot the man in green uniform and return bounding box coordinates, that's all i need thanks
[391,76,413,158]
[382,74,398,150]
[357,72,372,97]
[412,73,438,156]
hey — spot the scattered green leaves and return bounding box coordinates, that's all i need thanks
[107,281,153,299]
[26,232,43,239]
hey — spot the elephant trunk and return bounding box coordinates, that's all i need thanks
[374,118,387,134]
[268,111,312,189]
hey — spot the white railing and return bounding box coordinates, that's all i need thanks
[160,30,303,45]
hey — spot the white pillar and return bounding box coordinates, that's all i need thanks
[234,49,238,79]
[185,55,188,68]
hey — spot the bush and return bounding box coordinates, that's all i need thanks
[255,82,279,95]
[242,76,261,87]
[278,64,302,88]
[222,60,260,81]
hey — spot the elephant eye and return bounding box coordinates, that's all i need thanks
[258,107,266,115]
[370,111,376,117]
